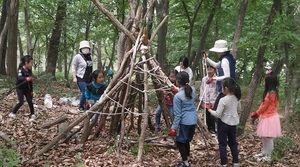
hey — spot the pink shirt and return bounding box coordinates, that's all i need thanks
[256,91,279,118]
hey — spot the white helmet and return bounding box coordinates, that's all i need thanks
[79,40,90,50]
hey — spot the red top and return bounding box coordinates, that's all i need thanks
[255,91,279,118]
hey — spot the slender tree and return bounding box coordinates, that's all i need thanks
[6,0,20,77]
[238,0,282,136]
[45,0,67,77]
[0,0,8,75]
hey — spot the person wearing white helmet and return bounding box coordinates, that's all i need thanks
[71,40,93,112]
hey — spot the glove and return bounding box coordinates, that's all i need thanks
[169,128,176,136]
[206,77,214,84]
[171,86,179,93]
[85,101,90,110]
[26,77,32,82]
[30,92,33,98]
[251,112,259,118]
[205,104,211,110]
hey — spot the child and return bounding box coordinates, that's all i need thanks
[207,77,241,167]
[9,55,36,120]
[169,71,197,167]
[155,69,178,131]
[84,70,107,108]
[174,56,193,83]
[199,65,218,133]
[251,70,282,162]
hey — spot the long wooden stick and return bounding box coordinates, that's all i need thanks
[36,113,88,156]
[91,0,136,43]
[40,114,68,129]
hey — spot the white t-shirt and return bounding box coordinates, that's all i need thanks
[174,66,193,83]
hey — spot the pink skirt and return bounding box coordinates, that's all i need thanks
[256,113,282,138]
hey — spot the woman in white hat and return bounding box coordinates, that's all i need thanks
[203,39,236,93]
[71,40,93,112]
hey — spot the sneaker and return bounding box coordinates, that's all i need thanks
[177,161,190,167]
[8,113,16,118]
[233,163,240,167]
[78,107,85,113]
[261,155,271,162]
[29,114,36,121]
[253,153,264,158]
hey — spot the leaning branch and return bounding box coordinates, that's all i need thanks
[149,15,169,45]
[91,0,136,43]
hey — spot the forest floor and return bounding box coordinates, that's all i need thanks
[0,77,300,167]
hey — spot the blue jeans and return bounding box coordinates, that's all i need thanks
[77,81,87,109]
[217,119,239,165]
[155,105,174,129]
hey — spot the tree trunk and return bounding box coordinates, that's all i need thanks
[231,0,248,58]
[181,0,203,58]
[45,0,67,77]
[6,0,19,77]
[155,0,169,72]
[0,0,8,75]
[24,0,32,56]
[238,0,282,136]
[192,0,221,73]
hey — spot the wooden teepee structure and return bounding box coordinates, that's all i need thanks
[37,0,210,164]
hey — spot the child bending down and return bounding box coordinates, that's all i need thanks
[169,71,197,167]
[85,70,107,109]
[251,70,282,162]
[207,78,241,167]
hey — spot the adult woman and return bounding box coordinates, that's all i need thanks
[72,40,93,112]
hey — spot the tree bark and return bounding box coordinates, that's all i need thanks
[0,0,8,75]
[192,0,221,73]
[45,0,66,77]
[154,0,169,72]
[231,0,248,58]
[6,0,19,77]
[181,0,203,58]
[24,0,32,56]
[238,0,282,136]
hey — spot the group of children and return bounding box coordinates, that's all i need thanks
[8,40,282,167]
[159,40,281,167]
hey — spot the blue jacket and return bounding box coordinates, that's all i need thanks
[85,81,107,102]
[171,87,198,129]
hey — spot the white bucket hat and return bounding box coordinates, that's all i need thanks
[209,40,231,52]
[79,40,90,50]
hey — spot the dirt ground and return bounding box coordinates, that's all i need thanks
[0,80,299,167]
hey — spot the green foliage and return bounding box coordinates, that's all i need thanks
[129,144,151,156]
[272,137,296,162]
[0,142,20,167]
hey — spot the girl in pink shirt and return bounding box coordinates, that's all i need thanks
[251,70,282,162]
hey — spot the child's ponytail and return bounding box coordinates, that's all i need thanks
[176,71,192,99]
[18,55,33,69]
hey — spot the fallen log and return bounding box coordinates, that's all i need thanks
[36,113,88,156]
[40,114,68,129]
